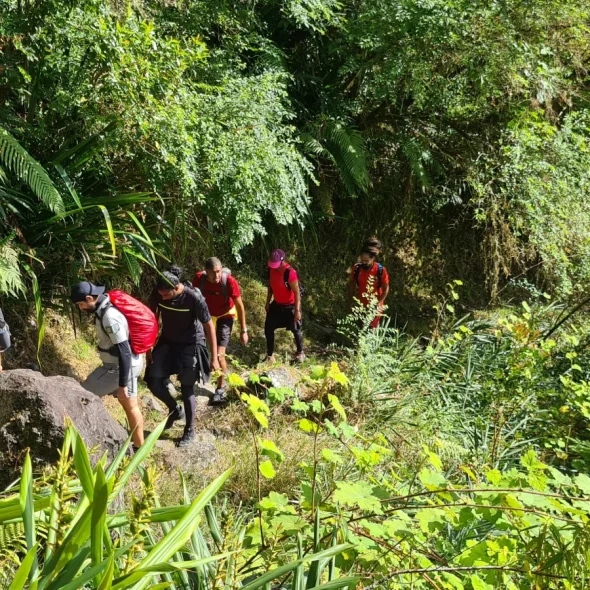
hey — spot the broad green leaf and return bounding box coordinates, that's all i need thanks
[333,481,382,514]
[259,460,276,479]
[328,394,346,421]
[322,448,344,465]
[299,419,321,433]
[327,363,348,386]
[260,439,284,463]
[228,373,246,388]
[471,574,493,590]
[419,469,446,490]
[574,473,590,495]
[309,366,327,380]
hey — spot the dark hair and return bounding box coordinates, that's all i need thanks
[360,237,382,258]
[205,257,222,270]
[156,264,183,290]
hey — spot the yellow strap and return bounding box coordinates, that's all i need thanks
[211,307,238,327]
[158,303,190,312]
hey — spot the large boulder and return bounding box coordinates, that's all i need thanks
[0,369,128,483]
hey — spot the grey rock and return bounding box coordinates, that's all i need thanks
[159,430,218,472]
[142,395,165,413]
[0,369,128,484]
[264,367,299,392]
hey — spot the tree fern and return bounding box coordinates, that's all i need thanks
[0,241,25,297]
[0,127,64,214]
[302,119,370,197]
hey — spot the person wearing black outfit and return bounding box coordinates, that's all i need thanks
[147,266,219,447]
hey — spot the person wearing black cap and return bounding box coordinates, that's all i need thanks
[265,249,304,363]
[147,266,220,447]
[71,281,144,448]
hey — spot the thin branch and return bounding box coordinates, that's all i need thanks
[364,565,565,589]
[380,487,587,505]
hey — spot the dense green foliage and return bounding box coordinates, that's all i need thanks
[0,0,589,305]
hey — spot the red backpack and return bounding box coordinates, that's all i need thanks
[99,290,158,354]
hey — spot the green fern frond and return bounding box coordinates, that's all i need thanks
[0,242,25,297]
[400,136,432,188]
[0,127,64,214]
[303,119,370,197]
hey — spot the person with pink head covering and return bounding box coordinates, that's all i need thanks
[264,249,304,363]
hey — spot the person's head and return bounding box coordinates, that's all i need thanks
[268,249,286,270]
[359,237,382,269]
[205,257,223,283]
[156,265,183,300]
[70,281,105,313]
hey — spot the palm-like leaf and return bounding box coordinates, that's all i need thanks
[0,126,64,214]
[302,119,370,198]
[0,241,25,296]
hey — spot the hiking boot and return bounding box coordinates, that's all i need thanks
[293,352,306,364]
[177,428,196,448]
[164,404,185,430]
[210,388,228,406]
[263,354,276,364]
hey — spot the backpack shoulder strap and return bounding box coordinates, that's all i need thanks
[284,265,293,289]
[376,263,383,289]
[221,271,229,301]
[198,272,207,293]
[354,263,362,286]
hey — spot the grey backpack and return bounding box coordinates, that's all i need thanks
[198,268,232,302]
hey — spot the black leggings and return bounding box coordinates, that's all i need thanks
[147,340,210,431]
[149,378,195,431]
[265,302,303,356]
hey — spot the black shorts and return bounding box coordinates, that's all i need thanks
[149,340,211,386]
[265,302,302,332]
[216,316,234,348]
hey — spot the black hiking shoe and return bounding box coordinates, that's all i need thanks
[210,388,228,406]
[177,428,196,448]
[164,404,185,430]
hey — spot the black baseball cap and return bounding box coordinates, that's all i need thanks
[70,281,105,303]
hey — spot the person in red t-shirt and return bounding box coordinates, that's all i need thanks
[348,237,390,328]
[265,249,304,363]
[192,257,248,405]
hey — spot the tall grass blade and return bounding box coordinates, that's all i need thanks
[110,419,166,499]
[8,543,39,590]
[19,452,38,581]
[125,470,232,590]
[72,430,95,500]
[91,464,109,580]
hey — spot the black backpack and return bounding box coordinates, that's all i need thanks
[354,262,384,290]
[197,268,232,302]
[267,265,305,297]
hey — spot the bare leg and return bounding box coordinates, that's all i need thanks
[217,346,227,389]
[117,393,145,447]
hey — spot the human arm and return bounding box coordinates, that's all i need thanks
[378,282,390,305]
[203,320,220,370]
[265,285,273,313]
[192,289,219,370]
[289,279,302,323]
[348,273,356,309]
[233,295,249,345]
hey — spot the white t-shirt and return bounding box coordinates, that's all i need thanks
[95,296,142,367]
